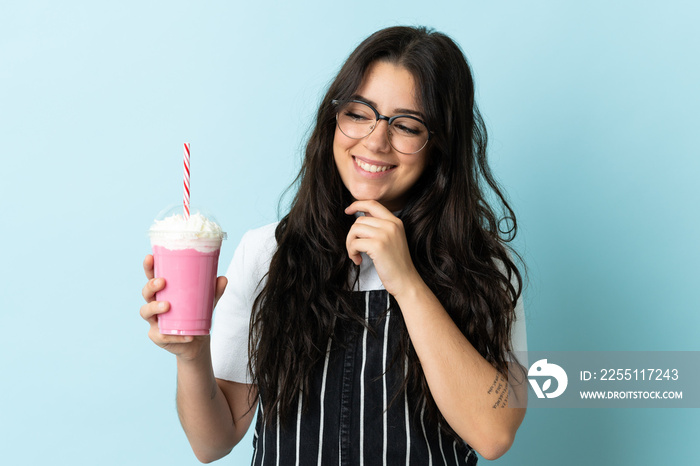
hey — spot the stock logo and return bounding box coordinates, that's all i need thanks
[528,359,568,399]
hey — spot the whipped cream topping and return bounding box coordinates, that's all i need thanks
[149,212,226,252]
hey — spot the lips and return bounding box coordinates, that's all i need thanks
[353,156,396,174]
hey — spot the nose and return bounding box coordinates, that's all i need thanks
[362,119,392,153]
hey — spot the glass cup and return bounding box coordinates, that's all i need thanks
[148,205,226,335]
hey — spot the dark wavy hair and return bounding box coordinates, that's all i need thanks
[249,26,523,436]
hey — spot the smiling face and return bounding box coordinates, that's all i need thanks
[333,61,429,212]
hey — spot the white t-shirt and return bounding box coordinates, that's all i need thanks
[211,222,528,384]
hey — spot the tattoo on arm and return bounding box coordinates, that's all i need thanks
[487,373,509,409]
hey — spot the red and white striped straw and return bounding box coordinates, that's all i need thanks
[183,142,191,220]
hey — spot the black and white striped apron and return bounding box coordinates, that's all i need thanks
[250,290,477,466]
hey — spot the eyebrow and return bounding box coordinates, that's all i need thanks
[351,94,425,119]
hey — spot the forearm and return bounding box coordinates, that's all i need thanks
[175,345,238,463]
[394,277,526,460]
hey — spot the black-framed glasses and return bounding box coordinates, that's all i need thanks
[332,99,431,154]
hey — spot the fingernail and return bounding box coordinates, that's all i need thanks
[158,302,166,310]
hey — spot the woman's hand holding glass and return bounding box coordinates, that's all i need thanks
[140,254,228,361]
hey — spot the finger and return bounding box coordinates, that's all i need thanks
[351,214,393,230]
[345,200,395,220]
[140,300,170,322]
[148,327,194,345]
[347,249,362,266]
[345,229,363,265]
[352,213,404,246]
[346,238,375,264]
[347,222,376,250]
[143,254,155,280]
[214,276,228,306]
[346,225,380,264]
[142,277,166,302]
[348,221,382,240]
[216,276,228,297]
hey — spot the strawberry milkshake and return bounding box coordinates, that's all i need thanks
[148,210,226,335]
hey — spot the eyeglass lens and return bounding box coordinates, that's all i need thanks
[336,101,429,154]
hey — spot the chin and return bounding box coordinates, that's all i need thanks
[350,190,384,204]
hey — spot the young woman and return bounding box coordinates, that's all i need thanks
[141,26,527,465]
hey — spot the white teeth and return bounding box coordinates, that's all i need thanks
[355,158,392,173]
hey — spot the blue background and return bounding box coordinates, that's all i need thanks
[1,1,698,464]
